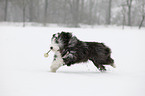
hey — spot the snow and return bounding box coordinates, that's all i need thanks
[0,26,145,96]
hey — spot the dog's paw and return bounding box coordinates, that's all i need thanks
[50,61,62,72]
[62,57,69,64]
[66,63,71,66]
[99,65,106,72]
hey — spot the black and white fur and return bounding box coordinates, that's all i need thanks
[50,32,115,72]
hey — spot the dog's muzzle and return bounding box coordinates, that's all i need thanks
[49,44,60,52]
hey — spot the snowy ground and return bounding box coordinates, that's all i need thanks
[0,26,145,96]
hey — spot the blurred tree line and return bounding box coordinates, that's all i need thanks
[0,0,145,28]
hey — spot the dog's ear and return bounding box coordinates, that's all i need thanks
[66,32,72,39]
[61,32,72,40]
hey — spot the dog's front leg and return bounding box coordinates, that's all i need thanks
[50,51,64,72]
[62,51,76,66]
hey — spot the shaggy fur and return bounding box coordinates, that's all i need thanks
[50,32,115,72]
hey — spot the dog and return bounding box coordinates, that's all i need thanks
[49,31,115,72]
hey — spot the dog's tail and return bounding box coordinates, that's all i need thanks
[107,56,116,68]
[105,47,116,68]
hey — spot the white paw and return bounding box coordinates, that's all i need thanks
[50,61,62,72]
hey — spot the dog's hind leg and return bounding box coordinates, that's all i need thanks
[90,59,106,71]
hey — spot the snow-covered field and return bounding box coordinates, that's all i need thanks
[0,26,145,96]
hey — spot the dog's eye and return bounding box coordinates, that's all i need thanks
[53,34,56,37]
[56,40,59,44]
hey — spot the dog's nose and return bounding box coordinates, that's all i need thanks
[50,47,53,50]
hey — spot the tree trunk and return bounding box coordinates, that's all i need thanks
[128,5,131,26]
[127,0,132,26]
[80,0,84,23]
[29,0,33,22]
[23,0,26,27]
[4,0,8,21]
[122,5,126,29]
[63,0,67,24]
[43,0,48,26]
[139,15,145,29]
[73,0,80,27]
[122,14,126,29]
[139,0,145,29]
[106,0,112,25]
[88,0,93,25]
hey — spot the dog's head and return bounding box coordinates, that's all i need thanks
[50,32,73,52]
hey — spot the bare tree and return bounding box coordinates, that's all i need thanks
[29,0,33,22]
[138,0,145,29]
[63,0,67,24]
[88,0,93,25]
[106,0,112,25]
[73,0,80,27]
[80,0,84,24]
[43,0,48,26]
[121,3,127,29]
[23,0,26,27]
[126,0,133,26]
[4,0,8,21]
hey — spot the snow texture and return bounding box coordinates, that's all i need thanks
[0,26,145,96]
